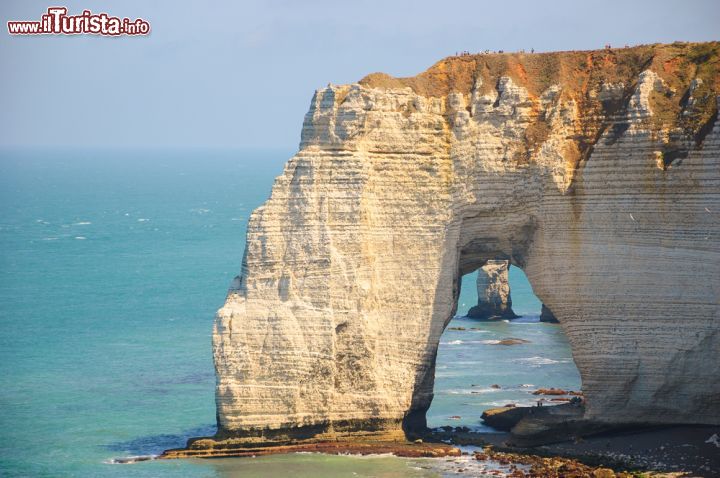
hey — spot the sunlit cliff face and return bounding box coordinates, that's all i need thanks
[213,42,720,442]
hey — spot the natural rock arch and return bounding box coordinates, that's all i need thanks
[211,43,720,446]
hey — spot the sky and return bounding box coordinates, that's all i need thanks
[1,0,719,151]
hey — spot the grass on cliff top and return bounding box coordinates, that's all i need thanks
[359,42,720,152]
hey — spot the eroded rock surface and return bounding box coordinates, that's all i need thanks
[212,43,720,444]
[467,260,519,319]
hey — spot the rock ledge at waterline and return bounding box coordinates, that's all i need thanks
[207,42,719,447]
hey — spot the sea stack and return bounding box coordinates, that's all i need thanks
[467,260,519,320]
[206,42,720,447]
[540,304,559,323]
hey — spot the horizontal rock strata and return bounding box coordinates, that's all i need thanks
[211,42,720,446]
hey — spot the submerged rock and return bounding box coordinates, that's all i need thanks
[532,388,569,396]
[494,338,530,346]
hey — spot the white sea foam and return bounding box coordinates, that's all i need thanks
[480,339,502,345]
[74,236,87,240]
[42,237,59,241]
[443,386,503,395]
[482,399,538,408]
[137,218,149,222]
[105,455,157,464]
[435,371,463,378]
[443,389,471,395]
[512,356,572,366]
[473,387,503,394]
[441,339,494,346]
[73,221,92,225]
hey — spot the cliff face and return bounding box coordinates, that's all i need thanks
[214,42,720,441]
[467,260,519,320]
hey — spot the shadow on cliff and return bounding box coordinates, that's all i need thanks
[102,424,217,456]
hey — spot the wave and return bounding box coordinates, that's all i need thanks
[512,356,572,366]
[442,386,504,395]
[481,399,539,408]
[440,339,497,346]
[73,221,91,225]
[74,236,87,240]
[105,455,157,464]
[137,218,149,222]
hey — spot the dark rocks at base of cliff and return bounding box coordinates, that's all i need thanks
[540,304,559,323]
[473,447,634,478]
[480,402,616,447]
[161,437,461,459]
[481,406,537,431]
[429,419,720,475]
[467,303,520,320]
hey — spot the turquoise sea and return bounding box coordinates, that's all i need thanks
[0,150,580,477]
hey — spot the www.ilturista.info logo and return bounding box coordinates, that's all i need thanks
[7,7,150,36]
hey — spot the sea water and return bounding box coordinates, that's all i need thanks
[0,149,580,477]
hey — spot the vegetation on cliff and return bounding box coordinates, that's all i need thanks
[360,42,719,168]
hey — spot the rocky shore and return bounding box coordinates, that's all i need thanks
[160,438,461,460]
[162,397,719,476]
[430,424,720,477]
[161,422,720,476]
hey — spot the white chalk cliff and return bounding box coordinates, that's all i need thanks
[213,43,720,442]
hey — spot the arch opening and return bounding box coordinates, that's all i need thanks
[424,262,582,432]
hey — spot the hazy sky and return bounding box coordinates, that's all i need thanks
[2,0,718,150]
